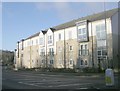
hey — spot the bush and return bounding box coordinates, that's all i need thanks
[82,67,104,73]
[43,68,75,73]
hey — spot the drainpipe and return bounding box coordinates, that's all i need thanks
[17,41,19,68]
[46,34,47,68]
[30,39,32,68]
[91,21,94,68]
[64,28,66,69]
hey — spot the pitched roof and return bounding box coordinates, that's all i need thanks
[23,8,118,41]
[53,8,118,30]
[25,32,40,40]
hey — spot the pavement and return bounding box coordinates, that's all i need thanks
[2,69,119,90]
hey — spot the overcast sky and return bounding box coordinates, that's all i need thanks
[2,2,118,51]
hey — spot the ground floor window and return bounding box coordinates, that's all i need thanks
[42,60,44,63]
[50,60,53,64]
[80,60,84,65]
[70,60,73,65]
[85,60,88,65]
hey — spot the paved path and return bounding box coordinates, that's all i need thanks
[2,69,119,90]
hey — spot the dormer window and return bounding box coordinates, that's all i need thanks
[76,20,88,42]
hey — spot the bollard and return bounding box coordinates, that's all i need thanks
[105,68,114,86]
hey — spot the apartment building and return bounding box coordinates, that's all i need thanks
[14,8,119,70]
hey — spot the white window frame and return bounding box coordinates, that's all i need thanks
[70,59,73,65]
[58,33,61,40]
[69,46,73,51]
[78,27,87,41]
[39,37,44,45]
[48,35,52,44]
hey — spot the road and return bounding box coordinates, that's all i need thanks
[2,69,119,90]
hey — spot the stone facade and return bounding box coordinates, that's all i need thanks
[14,8,119,70]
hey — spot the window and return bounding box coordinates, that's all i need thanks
[36,39,38,45]
[58,33,61,40]
[96,24,106,40]
[69,46,73,51]
[81,60,84,65]
[97,40,106,47]
[85,60,88,65]
[82,28,86,34]
[80,45,83,49]
[50,60,53,64]
[48,35,52,44]
[97,50,107,56]
[78,29,82,34]
[40,48,45,55]
[85,44,87,49]
[40,37,44,45]
[80,44,88,55]
[42,60,44,63]
[80,45,84,55]
[68,31,72,39]
[49,48,54,55]
[70,60,73,65]
[98,50,101,55]
[84,44,88,55]
[32,40,33,45]
[78,27,88,41]
[102,50,107,55]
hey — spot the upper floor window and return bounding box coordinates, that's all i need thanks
[58,33,61,40]
[39,37,44,45]
[97,40,106,47]
[76,20,88,42]
[40,48,45,55]
[80,44,88,55]
[68,31,72,39]
[48,35,52,44]
[49,48,54,55]
[36,39,38,45]
[78,27,88,41]
[69,46,73,51]
[97,49,107,56]
[32,40,33,45]
[96,24,106,40]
